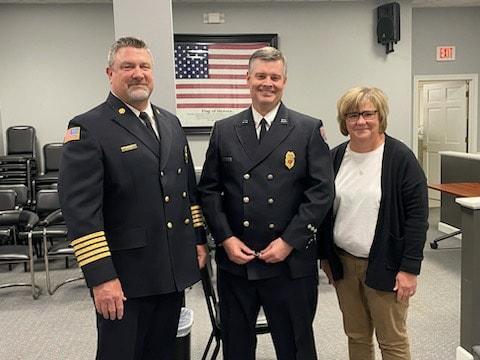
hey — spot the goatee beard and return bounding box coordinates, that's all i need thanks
[128,88,150,102]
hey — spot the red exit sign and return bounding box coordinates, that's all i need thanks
[436,46,456,61]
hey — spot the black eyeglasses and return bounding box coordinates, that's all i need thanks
[345,110,378,122]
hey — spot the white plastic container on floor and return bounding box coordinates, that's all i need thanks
[175,307,194,360]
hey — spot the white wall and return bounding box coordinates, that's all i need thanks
[412,7,480,147]
[0,1,413,169]
[0,4,114,164]
[112,0,177,112]
[173,0,413,166]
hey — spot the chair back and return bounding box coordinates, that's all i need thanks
[36,189,60,218]
[0,184,28,208]
[0,190,16,211]
[43,143,63,173]
[6,126,37,157]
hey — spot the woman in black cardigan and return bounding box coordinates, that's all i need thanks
[320,87,428,360]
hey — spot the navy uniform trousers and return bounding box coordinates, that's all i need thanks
[96,292,184,360]
[218,269,318,360]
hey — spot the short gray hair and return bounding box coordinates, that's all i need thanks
[107,37,152,67]
[248,46,287,76]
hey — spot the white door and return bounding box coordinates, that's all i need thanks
[420,81,468,202]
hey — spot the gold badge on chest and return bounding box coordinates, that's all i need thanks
[285,151,295,170]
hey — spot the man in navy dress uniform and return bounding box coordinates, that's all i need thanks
[59,37,207,360]
[198,47,334,360]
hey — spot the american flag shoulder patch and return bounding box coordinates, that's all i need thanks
[64,127,81,143]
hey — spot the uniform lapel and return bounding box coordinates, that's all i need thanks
[249,103,294,170]
[152,106,172,171]
[234,108,258,164]
[106,93,160,159]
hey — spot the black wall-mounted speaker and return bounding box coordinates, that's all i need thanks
[377,2,400,53]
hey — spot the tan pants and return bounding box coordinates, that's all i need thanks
[335,251,410,360]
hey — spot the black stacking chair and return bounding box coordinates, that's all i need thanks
[0,205,40,299]
[0,190,17,246]
[200,242,270,360]
[6,126,38,158]
[0,126,39,207]
[35,143,62,191]
[32,189,83,294]
[0,184,30,209]
[0,189,17,211]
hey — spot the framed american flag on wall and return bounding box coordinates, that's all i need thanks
[173,34,278,135]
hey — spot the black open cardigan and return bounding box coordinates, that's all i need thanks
[319,134,429,292]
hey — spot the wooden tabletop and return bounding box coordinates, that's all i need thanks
[428,182,480,197]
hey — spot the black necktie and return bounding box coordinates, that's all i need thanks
[139,112,158,139]
[259,118,267,144]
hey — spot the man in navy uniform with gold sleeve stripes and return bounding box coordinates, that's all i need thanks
[59,37,207,360]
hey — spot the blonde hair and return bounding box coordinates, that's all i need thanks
[336,86,389,136]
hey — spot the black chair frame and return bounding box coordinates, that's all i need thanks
[0,210,40,299]
[200,249,270,360]
[38,210,84,295]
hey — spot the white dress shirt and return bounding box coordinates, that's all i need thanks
[251,103,281,139]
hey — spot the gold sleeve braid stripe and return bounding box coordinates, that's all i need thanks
[71,231,111,267]
[190,205,205,228]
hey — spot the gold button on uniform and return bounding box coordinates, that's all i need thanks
[184,218,190,225]
[243,196,250,204]
[243,221,250,228]
[167,222,173,229]
[267,174,274,180]
[243,174,250,180]
[268,198,274,204]
[177,168,182,174]
[160,171,164,177]
[182,192,187,198]
[268,223,275,229]
[164,196,170,203]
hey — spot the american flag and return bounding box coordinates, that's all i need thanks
[174,42,268,125]
[63,127,80,144]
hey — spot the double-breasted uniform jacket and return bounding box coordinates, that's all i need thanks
[198,103,334,280]
[59,93,205,298]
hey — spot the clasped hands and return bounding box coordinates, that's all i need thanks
[222,236,293,265]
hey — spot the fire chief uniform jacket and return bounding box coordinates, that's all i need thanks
[59,93,205,298]
[198,103,334,280]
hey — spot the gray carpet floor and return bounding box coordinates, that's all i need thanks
[0,207,461,359]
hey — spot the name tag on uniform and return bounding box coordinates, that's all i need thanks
[221,156,233,162]
[121,143,138,153]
